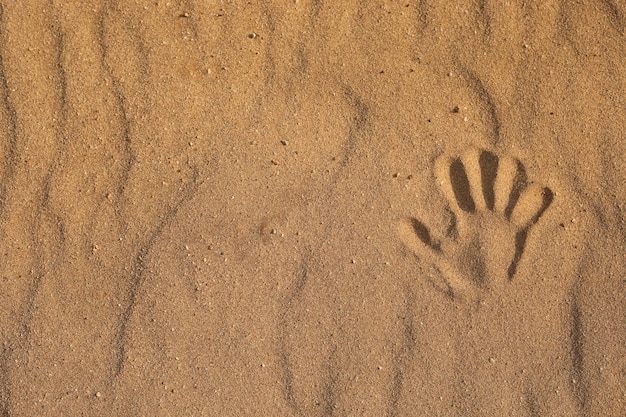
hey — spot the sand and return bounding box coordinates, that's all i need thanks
[0,1,624,416]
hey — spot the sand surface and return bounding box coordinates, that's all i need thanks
[0,1,624,416]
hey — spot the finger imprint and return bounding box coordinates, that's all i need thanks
[478,150,499,211]
[493,156,520,215]
[435,155,465,216]
[449,158,476,213]
[461,148,487,211]
[510,183,551,228]
[397,218,441,262]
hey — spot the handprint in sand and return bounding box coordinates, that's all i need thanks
[398,148,553,303]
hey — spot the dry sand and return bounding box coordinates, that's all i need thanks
[0,1,624,416]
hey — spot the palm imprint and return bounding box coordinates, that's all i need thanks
[398,148,553,303]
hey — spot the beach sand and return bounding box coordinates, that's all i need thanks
[0,1,624,416]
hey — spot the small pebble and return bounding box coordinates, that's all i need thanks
[95,392,102,398]
[280,140,288,145]
[248,33,257,39]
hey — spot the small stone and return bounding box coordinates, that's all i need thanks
[95,392,102,398]
[489,357,496,364]
[248,33,257,39]
[392,173,399,178]
[452,106,460,113]
[280,140,288,145]
[270,228,277,234]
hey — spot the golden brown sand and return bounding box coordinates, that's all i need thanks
[0,1,624,416]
